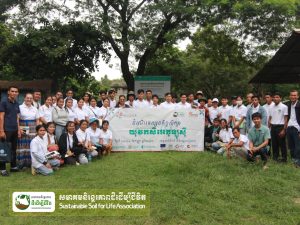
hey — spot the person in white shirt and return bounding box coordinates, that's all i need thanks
[125,91,135,108]
[100,120,113,155]
[116,95,130,108]
[218,97,232,122]
[75,98,89,125]
[150,95,160,108]
[286,90,300,166]
[99,98,111,121]
[269,92,288,162]
[87,119,102,152]
[145,90,153,107]
[209,98,220,122]
[32,90,42,110]
[176,93,191,109]
[86,98,102,120]
[188,93,199,109]
[230,96,247,134]
[76,120,98,159]
[108,89,117,108]
[133,89,148,108]
[212,119,233,153]
[30,125,60,176]
[263,92,275,124]
[65,98,77,123]
[224,127,249,159]
[160,92,176,110]
[83,92,91,109]
[18,93,40,168]
[39,96,53,124]
[64,89,77,109]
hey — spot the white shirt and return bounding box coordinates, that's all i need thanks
[75,107,88,121]
[145,99,153,108]
[133,99,148,109]
[100,129,112,145]
[76,129,90,145]
[233,134,249,150]
[270,102,288,125]
[150,104,160,109]
[38,104,53,123]
[176,102,191,109]
[66,107,77,122]
[86,106,101,120]
[219,128,234,143]
[83,102,90,108]
[44,133,56,145]
[67,133,74,149]
[288,101,300,131]
[218,105,232,121]
[263,102,275,121]
[30,136,48,168]
[109,99,117,108]
[160,101,176,110]
[87,127,101,145]
[19,103,39,120]
[32,101,41,110]
[99,106,110,120]
[209,106,220,122]
[231,105,247,121]
[125,100,134,108]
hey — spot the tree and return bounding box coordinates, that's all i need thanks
[0,21,109,90]
[6,0,299,89]
[145,26,262,98]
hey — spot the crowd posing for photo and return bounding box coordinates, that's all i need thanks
[0,86,300,176]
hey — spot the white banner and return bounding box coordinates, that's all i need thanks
[107,108,205,151]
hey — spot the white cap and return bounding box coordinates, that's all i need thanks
[212,98,219,103]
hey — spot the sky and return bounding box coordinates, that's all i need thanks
[91,37,192,81]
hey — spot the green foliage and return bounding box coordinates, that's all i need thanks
[0,21,109,90]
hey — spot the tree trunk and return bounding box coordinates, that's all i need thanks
[120,57,134,91]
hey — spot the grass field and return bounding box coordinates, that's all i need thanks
[1,151,300,225]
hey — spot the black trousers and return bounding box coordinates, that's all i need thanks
[0,131,18,170]
[271,125,287,161]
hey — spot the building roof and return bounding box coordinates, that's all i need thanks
[249,29,300,84]
[0,79,53,91]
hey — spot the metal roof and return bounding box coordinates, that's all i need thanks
[249,29,300,83]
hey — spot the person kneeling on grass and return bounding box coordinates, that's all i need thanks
[76,119,98,160]
[225,128,249,159]
[30,125,60,176]
[58,121,88,165]
[100,120,113,155]
[247,112,270,169]
[211,119,233,153]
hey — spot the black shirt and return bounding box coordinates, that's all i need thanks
[0,98,20,131]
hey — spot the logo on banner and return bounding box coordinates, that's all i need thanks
[12,192,55,212]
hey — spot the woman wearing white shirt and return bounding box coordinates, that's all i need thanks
[76,120,98,159]
[100,120,113,155]
[65,98,77,123]
[30,125,60,176]
[75,98,89,125]
[39,96,53,124]
[17,93,39,168]
[87,119,102,152]
[99,98,110,121]
[83,92,91,109]
[211,119,234,153]
[86,98,101,120]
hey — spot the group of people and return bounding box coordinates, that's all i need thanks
[0,86,300,176]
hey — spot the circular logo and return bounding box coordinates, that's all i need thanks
[0,149,4,154]
[15,194,30,210]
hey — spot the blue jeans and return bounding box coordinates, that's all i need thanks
[36,159,60,176]
[287,127,300,164]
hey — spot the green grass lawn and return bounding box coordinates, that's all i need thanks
[1,151,300,225]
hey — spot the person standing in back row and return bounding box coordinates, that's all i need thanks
[268,92,288,162]
[286,90,300,167]
[0,86,22,176]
